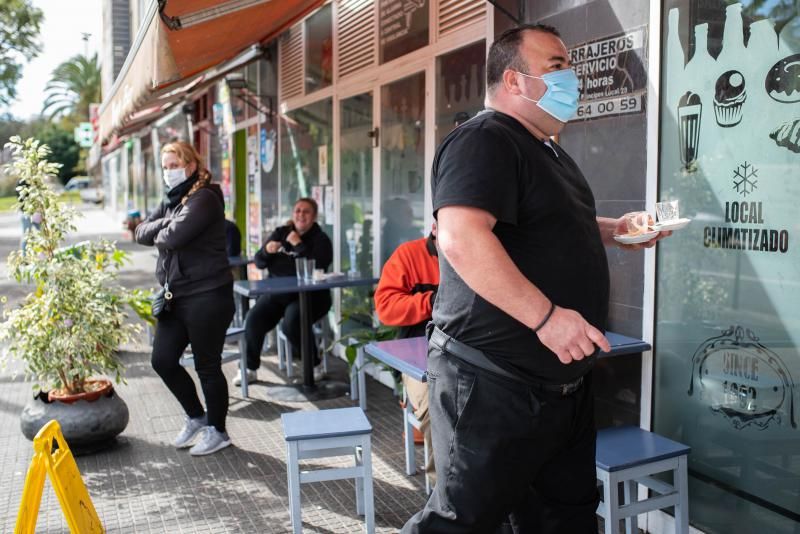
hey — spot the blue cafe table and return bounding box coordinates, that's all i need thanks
[361,331,652,406]
[234,274,378,402]
[362,332,652,478]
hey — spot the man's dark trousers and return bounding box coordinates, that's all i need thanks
[401,345,599,533]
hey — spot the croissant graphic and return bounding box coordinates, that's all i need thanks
[769,119,800,153]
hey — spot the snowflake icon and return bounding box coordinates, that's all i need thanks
[733,161,758,196]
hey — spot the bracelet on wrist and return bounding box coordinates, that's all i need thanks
[532,301,556,333]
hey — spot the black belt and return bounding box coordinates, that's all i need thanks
[428,325,584,396]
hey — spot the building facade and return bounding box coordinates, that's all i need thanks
[96,1,799,532]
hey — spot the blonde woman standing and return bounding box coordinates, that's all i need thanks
[135,141,235,456]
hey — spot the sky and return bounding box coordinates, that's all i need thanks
[4,0,103,120]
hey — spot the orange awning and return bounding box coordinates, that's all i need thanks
[99,0,324,144]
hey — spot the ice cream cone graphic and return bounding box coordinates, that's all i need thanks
[678,91,702,169]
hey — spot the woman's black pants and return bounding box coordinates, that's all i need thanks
[244,290,332,371]
[151,283,235,433]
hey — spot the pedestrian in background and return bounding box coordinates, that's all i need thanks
[135,141,235,456]
[403,24,669,533]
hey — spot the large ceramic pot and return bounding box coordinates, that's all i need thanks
[20,378,129,453]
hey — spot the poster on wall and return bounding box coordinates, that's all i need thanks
[655,2,799,524]
[318,145,328,185]
[324,185,335,223]
[261,127,276,174]
[246,133,261,258]
[568,26,648,121]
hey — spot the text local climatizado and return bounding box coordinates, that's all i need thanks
[704,201,790,253]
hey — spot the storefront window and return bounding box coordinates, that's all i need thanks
[380,72,425,264]
[379,0,429,64]
[435,41,485,146]
[152,110,190,156]
[259,52,280,238]
[656,2,799,532]
[279,98,334,240]
[141,134,160,214]
[305,3,333,93]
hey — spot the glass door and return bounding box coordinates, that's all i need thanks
[339,92,375,329]
[379,72,426,265]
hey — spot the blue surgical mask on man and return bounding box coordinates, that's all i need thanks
[163,167,187,189]
[515,69,580,123]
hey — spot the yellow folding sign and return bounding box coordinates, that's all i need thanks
[15,420,104,534]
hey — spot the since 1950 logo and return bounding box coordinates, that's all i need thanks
[687,325,796,431]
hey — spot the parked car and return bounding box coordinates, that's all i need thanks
[64,177,104,204]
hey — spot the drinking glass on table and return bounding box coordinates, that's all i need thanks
[295,258,306,282]
[303,259,316,281]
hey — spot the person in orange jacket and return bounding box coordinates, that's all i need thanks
[374,222,439,483]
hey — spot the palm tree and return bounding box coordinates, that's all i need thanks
[41,53,101,121]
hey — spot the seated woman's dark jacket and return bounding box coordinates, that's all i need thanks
[254,223,333,277]
[134,184,232,296]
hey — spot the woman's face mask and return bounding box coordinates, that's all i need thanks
[163,167,187,189]
[515,68,580,123]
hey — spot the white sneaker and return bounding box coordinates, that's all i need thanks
[189,427,232,456]
[173,414,207,448]
[232,368,257,386]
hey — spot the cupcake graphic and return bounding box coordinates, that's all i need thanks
[713,70,746,127]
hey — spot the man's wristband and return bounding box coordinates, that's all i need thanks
[532,301,556,333]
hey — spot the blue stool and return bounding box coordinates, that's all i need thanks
[282,407,374,533]
[596,426,690,534]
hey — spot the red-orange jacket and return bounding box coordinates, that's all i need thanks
[375,236,439,337]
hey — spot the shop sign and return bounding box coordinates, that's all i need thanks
[379,0,426,46]
[568,26,648,121]
[379,0,428,63]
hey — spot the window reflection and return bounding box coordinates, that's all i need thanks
[435,41,486,146]
[340,93,375,330]
[306,4,333,93]
[380,72,425,264]
[279,99,333,239]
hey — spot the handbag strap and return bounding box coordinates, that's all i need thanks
[163,251,173,300]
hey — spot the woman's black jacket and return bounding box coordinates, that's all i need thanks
[254,223,333,277]
[134,184,232,296]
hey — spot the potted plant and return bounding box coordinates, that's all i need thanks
[0,137,150,451]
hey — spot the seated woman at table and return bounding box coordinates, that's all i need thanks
[234,198,333,386]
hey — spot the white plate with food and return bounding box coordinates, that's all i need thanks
[613,230,660,245]
[651,218,691,231]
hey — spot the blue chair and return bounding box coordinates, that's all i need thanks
[276,318,330,378]
[596,426,690,534]
[180,327,250,397]
[282,407,375,533]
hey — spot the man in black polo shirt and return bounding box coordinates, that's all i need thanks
[402,24,668,534]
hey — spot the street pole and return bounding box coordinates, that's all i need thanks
[81,32,91,57]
